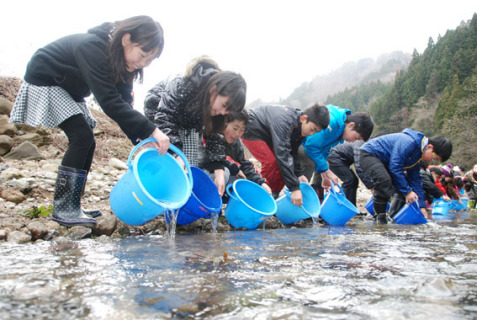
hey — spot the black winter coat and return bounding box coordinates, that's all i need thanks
[242,105,303,191]
[143,63,226,170]
[24,22,156,143]
[327,141,374,189]
[420,168,444,203]
[224,140,266,185]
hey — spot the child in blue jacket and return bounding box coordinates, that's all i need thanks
[360,128,452,223]
[300,105,374,200]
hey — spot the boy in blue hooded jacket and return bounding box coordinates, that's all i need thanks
[300,105,374,200]
[360,129,452,223]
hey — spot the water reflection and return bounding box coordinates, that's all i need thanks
[0,213,476,319]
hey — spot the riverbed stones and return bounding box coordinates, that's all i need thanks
[0,188,26,204]
[7,230,31,243]
[27,220,49,240]
[69,226,92,240]
[95,212,117,236]
[3,141,43,160]
[0,135,13,155]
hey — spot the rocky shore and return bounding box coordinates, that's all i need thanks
[0,76,372,244]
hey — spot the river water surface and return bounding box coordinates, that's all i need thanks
[1,213,476,319]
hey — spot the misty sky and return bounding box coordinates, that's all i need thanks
[2,0,476,109]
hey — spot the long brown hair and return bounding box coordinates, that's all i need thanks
[108,15,164,84]
[189,71,247,134]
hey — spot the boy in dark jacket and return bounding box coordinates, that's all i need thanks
[360,128,452,223]
[420,161,450,206]
[327,140,374,206]
[241,104,330,207]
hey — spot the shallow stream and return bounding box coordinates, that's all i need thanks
[1,213,476,319]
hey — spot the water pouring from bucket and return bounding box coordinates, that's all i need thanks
[109,137,193,226]
[275,182,320,225]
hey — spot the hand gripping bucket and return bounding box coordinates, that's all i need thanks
[365,197,390,216]
[275,182,320,224]
[393,201,428,224]
[224,179,277,230]
[172,166,223,225]
[319,182,360,225]
[110,138,193,225]
[431,198,451,216]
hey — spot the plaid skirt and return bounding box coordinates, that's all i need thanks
[179,128,200,166]
[10,82,97,129]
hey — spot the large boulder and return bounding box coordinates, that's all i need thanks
[4,141,43,160]
[0,134,13,155]
[0,114,17,136]
[0,97,13,116]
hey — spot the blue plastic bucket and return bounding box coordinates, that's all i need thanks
[110,138,193,226]
[450,198,468,211]
[173,167,222,225]
[275,182,320,224]
[319,182,360,225]
[393,202,428,224]
[432,198,451,215]
[365,197,391,216]
[224,179,277,230]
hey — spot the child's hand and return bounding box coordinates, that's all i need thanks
[149,128,170,155]
[291,190,303,207]
[405,191,418,204]
[261,183,272,195]
[174,156,187,174]
[443,195,451,201]
[237,170,246,179]
[214,169,225,196]
[421,208,430,219]
[298,175,309,184]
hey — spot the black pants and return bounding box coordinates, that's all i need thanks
[329,165,359,206]
[58,114,96,172]
[359,150,394,214]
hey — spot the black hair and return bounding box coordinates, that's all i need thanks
[345,112,374,141]
[430,166,443,176]
[303,103,330,129]
[196,71,247,134]
[108,15,164,84]
[455,176,464,189]
[227,109,249,125]
[421,160,430,169]
[429,136,453,162]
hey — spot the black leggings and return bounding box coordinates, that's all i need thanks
[58,114,96,172]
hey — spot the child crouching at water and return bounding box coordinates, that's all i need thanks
[360,129,452,224]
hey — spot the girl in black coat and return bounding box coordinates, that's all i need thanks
[10,16,169,227]
[144,56,247,196]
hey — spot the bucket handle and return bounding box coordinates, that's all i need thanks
[127,137,193,187]
[226,183,237,201]
[329,181,346,205]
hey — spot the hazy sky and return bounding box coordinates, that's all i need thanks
[2,0,476,109]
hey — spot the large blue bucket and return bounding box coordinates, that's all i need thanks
[365,197,390,216]
[224,179,277,230]
[319,182,360,225]
[110,138,193,226]
[450,198,468,211]
[393,202,428,224]
[432,198,451,215]
[275,182,320,225]
[173,167,222,225]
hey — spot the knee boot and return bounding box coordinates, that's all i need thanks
[389,196,406,218]
[81,171,102,218]
[52,165,96,228]
[373,199,390,224]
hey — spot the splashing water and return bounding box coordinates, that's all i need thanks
[210,214,219,233]
[165,208,180,238]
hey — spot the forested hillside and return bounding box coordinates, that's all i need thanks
[369,13,477,169]
[280,51,411,109]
